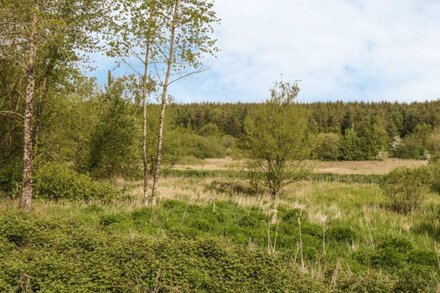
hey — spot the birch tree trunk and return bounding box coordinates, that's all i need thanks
[150,0,179,207]
[142,41,151,206]
[21,7,38,211]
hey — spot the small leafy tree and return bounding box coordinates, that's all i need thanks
[108,0,163,205]
[88,76,141,179]
[244,81,310,221]
[381,167,432,214]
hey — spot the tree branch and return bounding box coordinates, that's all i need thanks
[168,67,208,86]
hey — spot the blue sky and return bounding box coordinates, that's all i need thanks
[88,0,440,103]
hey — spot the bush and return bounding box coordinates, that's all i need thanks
[34,163,119,202]
[198,123,220,137]
[337,270,395,292]
[0,160,22,196]
[427,162,440,193]
[392,124,432,160]
[381,167,432,214]
[327,225,358,244]
[313,133,341,161]
[0,210,326,292]
[392,136,428,159]
[177,130,227,159]
[340,128,364,161]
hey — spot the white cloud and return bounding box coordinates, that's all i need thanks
[92,0,440,103]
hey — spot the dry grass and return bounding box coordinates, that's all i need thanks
[174,158,428,175]
[174,158,245,171]
[127,177,272,210]
[118,175,440,250]
[311,159,428,175]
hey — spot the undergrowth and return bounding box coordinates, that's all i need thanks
[0,198,439,292]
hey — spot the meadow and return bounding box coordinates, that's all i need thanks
[1,159,439,292]
[3,1,440,292]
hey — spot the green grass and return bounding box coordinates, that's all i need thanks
[1,179,440,292]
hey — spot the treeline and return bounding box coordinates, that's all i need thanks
[173,101,440,160]
[3,79,440,177]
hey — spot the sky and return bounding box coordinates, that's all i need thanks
[89,0,440,103]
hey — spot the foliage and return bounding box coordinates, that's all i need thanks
[313,133,341,161]
[427,162,440,193]
[88,77,141,178]
[243,81,310,196]
[392,124,432,160]
[0,202,328,292]
[0,197,438,291]
[0,160,22,195]
[34,163,119,202]
[340,127,363,161]
[356,115,387,160]
[177,129,227,159]
[380,167,432,214]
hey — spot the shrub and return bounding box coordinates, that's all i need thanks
[0,210,327,292]
[378,237,413,253]
[337,270,395,292]
[429,152,440,164]
[313,133,341,161]
[327,226,358,244]
[178,131,227,159]
[0,160,22,196]
[394,266,436,293]
[427,162,440,193]
[392,124,432,160]
[392,136,428,159]
[198,123,220,137]
[34,162,119,202]
[381,167,432,214]
[340,128,364,161]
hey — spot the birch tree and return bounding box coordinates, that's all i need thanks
[0,0,110,210]
[108,0,164,205]
[150,0,219,206]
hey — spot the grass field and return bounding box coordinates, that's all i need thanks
[1,160,439,291]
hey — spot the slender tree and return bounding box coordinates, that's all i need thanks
[108,0,163,205]
[21,4,39,210]
[150,0,219,206]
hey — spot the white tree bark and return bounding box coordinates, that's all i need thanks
[150,0,179,207]
[22,7,38,211]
